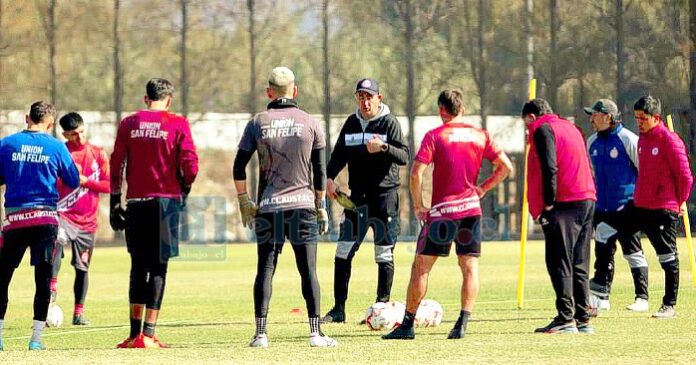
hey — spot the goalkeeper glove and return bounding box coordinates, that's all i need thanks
[238,192,258,228]
[316,199,329,235]
[109,193,127,231]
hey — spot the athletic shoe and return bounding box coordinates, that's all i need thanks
[382,325,415,340]
[320,307,345,323]
[626,298,649,312]
[28,340,46,350]
[447,325,466,339]
[590,293,610,311]
[72,315,90,326]
[534,319,578,334]
[651,305,676,319]
[589,280,609,299]
[575,320,595,334]
[309,332,338,347]
[132,333,170,348]
[116,336,137,349]
[249,334,269,348]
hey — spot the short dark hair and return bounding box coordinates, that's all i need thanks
[146,78,174,101]
[437,89,465,116]
[633,95,661,116]
[521,98,554,117]
[29,101,57,123]
[59,112,84,131]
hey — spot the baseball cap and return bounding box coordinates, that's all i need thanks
[355,78,379,95]
[583,99,619,119]
[268,66,295,87]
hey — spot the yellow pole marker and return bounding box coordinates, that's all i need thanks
[517,78,535,309]
[666,115,696,287]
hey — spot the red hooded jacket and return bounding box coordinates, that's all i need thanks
[634,122,693,212]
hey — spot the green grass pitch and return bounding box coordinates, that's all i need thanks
[1,239,695,364]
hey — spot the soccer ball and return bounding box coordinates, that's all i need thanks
[390,301,406,327]
[365,302,396,330]
[46,304,64,328]
[415,299,443,327]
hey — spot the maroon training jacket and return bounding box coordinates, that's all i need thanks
[111,109,198,199]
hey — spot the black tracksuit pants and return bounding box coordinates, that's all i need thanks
[623,207,680,306]
[591,207,649,300]
[539,200,594,322]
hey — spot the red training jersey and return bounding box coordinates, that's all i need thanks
[110,110,199,199]
[414,122,504,220]
[57,142,110,233]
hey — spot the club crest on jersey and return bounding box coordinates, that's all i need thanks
[609,147,619,159]
[651,147,659,156]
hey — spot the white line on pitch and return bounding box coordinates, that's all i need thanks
[4,320,192,341]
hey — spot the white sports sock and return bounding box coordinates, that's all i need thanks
[31,320,46,343]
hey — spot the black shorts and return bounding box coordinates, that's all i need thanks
[1,224,58,268]
[416,216,482,257]
[338,189,400,246]
[57,220,96,272]
[254,209,317,251]
[125,198,181,264]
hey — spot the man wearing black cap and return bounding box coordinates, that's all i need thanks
[584,99,649,315]
[321,78,410,323]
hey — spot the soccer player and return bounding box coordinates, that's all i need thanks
[50,112,110,326]
[0,101,80,350]
[622,96,693,319]
[321,78,409,323]
[584,99,649,314]
[233,66,337,348]
[522,99,597,334]
[383,89,512,340]
[111,78,199,348]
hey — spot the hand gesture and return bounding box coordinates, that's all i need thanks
[366,136,385,154]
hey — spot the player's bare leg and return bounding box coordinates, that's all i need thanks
[449,256,478,339]
[383,254,438,340]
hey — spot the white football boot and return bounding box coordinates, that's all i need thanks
[309,332,338,347]
[626,298,649,312]
[249,333,269,348]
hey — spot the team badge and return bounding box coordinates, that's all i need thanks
[609,147,619,159]
[591,149,597,156]
[361,79,372,88]
[652,147,659,156]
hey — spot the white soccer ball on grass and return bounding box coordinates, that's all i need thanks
[46,303,64,328]
[415,299,443,327]
[365,301,399,330]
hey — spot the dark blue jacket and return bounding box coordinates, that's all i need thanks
[587,124,638,212]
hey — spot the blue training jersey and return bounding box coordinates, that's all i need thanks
[0,130,80,209]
